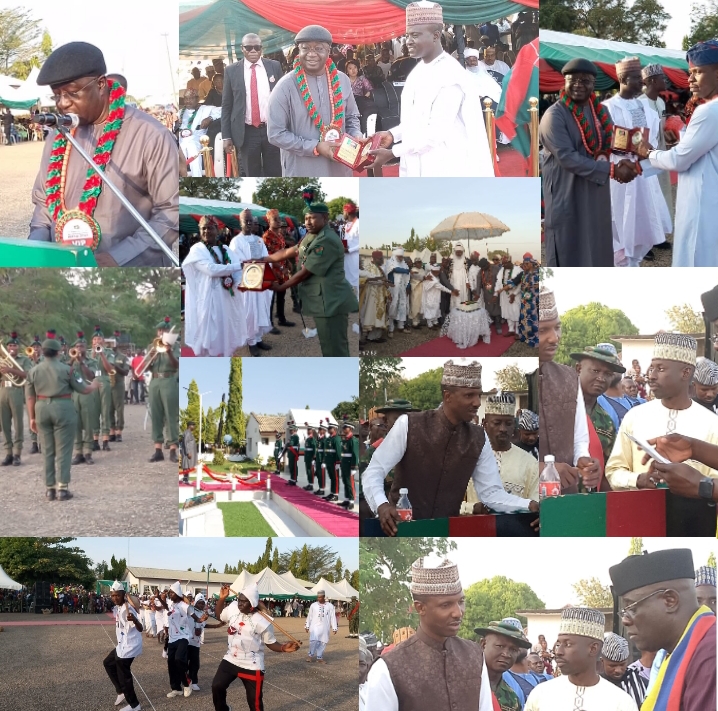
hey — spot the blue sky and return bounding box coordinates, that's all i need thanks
[76,538,359,573]
[180,358,358,412]
[360,178,540,257]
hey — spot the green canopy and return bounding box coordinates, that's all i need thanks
[180,196,300,234]
[0,96,39,110]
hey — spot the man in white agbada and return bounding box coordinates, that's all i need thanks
[606,332,718,490]
[305,590,338,662]
[449,243,471,309]
[369,1,494,177]
[359,252,390,342]
[464,48,502,103]
[104,581,143,711]
[495,254,521,335]
[178,89,221,177]
[182,216,249,357]
[422,263,453,327]
[385,248,411,336]
[467,251,482,299]
[228,209,273,357]
[604,57,671,267]
[342,202,360,297]
[408,258,426,327]
[636,40,718,267]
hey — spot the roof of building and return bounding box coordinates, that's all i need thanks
[611,333,704,341]
[124,566,236,584]
[516,607,613,614]
[249,413,287,433]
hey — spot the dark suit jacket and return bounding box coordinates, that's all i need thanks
[221,57,282,149]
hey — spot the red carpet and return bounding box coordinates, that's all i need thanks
[182,345,195,357]
[398,323,519,357]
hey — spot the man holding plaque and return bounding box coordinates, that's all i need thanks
[604,57,671,267]
[267,25,362,177]
[368,1,494,177]
[28,42,179,266]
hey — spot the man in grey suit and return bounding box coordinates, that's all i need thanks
[221,33,282,176]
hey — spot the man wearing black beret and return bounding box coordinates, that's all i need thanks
[28,42,178,266]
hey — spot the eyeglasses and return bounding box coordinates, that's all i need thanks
[620,589,667,619]
[298,43,330,55]
[51,76,100,104]
[566,77,595,87]
[242,45,262,52]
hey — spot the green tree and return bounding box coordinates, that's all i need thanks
[399,367,444,411]
[335,557,344,582]
[179,177,243,202]
[202,406,218,447]
[253,177,325,219]
[708,552,716,568]
[351,569,359,590]
[298,544,310,580]
[539,267,554,281]
[180,380,200,435]
[332,397,361,422]
[555,303,638,365]
[666,304,704,334]
[226,358,245,444]
[460,577,545,639]
[260,537,273,569]
[278,544,339,580]
[288,550,299,576]
[361,537,457,642]
[359,357,405,417]
[0,537,95,587]
[683,0,718,47]
[0,7,41,73]
[540,0,579,32]
[628,537,644,555]
[271,548,279,572]
[325,196,354,221]
[494,364,529,393]
[572,577,613,607]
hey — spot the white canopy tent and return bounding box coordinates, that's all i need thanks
[279,570,314,589]
[309,577,350,601]
[332,578,359,599]
[0,564,23,590]
[231,567,317,599]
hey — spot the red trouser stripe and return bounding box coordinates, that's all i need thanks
[237,669,263,711]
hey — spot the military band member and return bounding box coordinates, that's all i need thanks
[339,423,359,510]
[90,326,117,452]
[29,335,42,454]
[0,332,33,466]
[58,335,69,364]
[148,317,179,463]
[287,423,300,486]
[110,332,130,443]
[302,424,317,491]
[69,332,100,465]
[315,423,327,496]
[26,331,101,500]
[273,431,284,474]
[323,423,341,502]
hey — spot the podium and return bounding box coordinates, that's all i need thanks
[0,237,97,267]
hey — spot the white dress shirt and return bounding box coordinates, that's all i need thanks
[244,60,270,125]
[362,413,533,514]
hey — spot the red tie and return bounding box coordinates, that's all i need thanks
[250,63,260,127]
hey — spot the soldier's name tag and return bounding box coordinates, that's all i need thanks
[76,377,84,384]
[95,370,102,376]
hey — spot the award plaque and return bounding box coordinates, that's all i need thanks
[333,133,383,171]
[611,126,649,155]
[320,124,342,141]
[239,261,276,291]
[55,209,101,250]
[180,128,192,138]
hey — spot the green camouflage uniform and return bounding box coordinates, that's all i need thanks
[0,352,32,457]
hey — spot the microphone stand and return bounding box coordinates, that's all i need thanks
[56,124,180,266]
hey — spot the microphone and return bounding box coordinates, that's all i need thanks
[32,113,80,128]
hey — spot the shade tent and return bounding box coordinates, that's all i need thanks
[230,567,318,600]
[279,570,314,589]
[332,578,359,598]
[0,564,22,590]
[179,196,300,234]
[179,0,537,58]
[309,577,350,601]
[539,30,690,92]
[0,73,41,111]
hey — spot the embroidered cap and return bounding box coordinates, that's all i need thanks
[616,56,642,76]
[602,632,630,661]
[652,333,697,366]
[641,63,665,79]
[485,392,516,416]
[518,410,539,431]
[694,357,718,386]
[442,360,482,389]
[406,1,443,26]
[539,286,558,321]
[411,557,462,596]
[558,607,605,641]
[695,565,717,588]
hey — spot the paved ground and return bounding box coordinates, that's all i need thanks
[0,403,177,537]
[0,613,358,711]
[0,141,43,239]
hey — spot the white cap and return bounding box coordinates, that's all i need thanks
[241,582,259,608]
[170,581,183,597]
[544,455,555,462]
[399,488,408,494]
[194,593,205,604]
[110,581,125,592]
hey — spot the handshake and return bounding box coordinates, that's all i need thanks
[611,159,640,184]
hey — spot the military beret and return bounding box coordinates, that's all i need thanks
[295,25,333,44]
[37,42,107,87]
[562,58,597,76]
[303,201,330,215]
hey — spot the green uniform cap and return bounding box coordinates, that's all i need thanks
[156,316,172,331]
[303,201,329,215]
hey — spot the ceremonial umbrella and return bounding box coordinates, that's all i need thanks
[430,212,510,256]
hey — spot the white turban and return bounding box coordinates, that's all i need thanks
[170,581,183,597]
[194,593,205,604]
[242,582,259,608]
[464,48,480,59]
[111,581,125,592]
[392,247,404,256]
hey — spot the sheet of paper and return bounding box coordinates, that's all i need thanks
[626,433,671,464]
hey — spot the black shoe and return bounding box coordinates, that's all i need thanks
[1,455,13,466]
[303,485,314,491]
[255,341,272,351]
[115,434,122,442]
[12,455,21,466]
[278,320,295,327]
[287,479,296,486]
[644,250,655,261]
[57,490,73,501]
[149,450,165,462]
[169,449,178,463]
[30,442,39,454]
[326,494,339,502]
[71,454,85,465]
[182,476,190,485]
[269,327,281,335]
[292,304,301,313]
[655,241,672,250]
[102,441,111,452]
[346,502,354,511]
[46,489,56,501]
[338,500,351,508]
[109,434,116,442]
[84,455,94,465]
[314,490,325,496]
[249,345,261,357]
[92,441,100,451]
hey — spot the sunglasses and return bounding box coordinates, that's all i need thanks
[243,44,262,52]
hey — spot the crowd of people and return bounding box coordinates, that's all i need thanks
[45,583,114,614]
[182,194,358,358]
[540,39,718,268]
[180,2,539,178]
[359,360,540,534]
[0,321,179,499]
[360,551,716,711]
[359,246,539,350]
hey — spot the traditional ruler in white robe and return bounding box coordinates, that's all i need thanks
[389,52,494,177]
[603,95,671,266]
[182,242,248,356]
[228,234,273,345]
[385,258,410,327]
[305,601,337,643]
[468,263,481,299]
[449,255,470,310]
[359,260,388,337]
[408,266,426,323]
[647,99,718,267]
[495,264,522,331]
[179,104,221,177]
[421,274,452,325]
[343,218,360,293]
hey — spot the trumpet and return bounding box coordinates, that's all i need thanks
[94,344,104,354]
[68,347,80,360]
[0,343,27,387]
[134,326,177,378]
[25,346,35,357]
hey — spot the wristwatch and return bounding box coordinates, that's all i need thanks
[698,477,715,500]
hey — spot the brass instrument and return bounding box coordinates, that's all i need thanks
[226,145,239,177]
[134,326,176,378]
[25,346,35,357]
[94,344,104,354]
[68,347,79,360]
[0,343,27,387]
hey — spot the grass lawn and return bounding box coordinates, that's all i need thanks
[201,460,269,475]
[217,502,276,536]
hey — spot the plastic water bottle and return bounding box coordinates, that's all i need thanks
[540,455,561,500]
[396,488,413,521]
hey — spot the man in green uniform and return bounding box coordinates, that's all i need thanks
[302,424,317,491]
[90,326,117,452]
[314,423,327,497]
[0,332,33,466]
[273,431,284,474]
[339,422,359,510]
[148,317,179,463]
[28,335,42,454]
[69,331,100,465]
[263,200,359,357]
[26,330,101,500]
[109,331,130,443]
[322,423,341,502]
[57,336,69,364]
[347,596,360,638]
[287,423,300,486]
